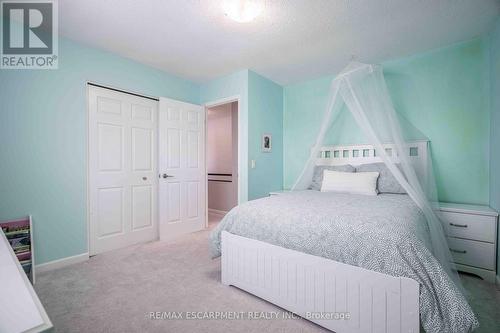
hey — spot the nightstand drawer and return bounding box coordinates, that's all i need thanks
[447,237,495,270]
[440,211,496,243]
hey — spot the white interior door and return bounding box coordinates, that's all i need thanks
[159,97,206,240]
[88,86,158,255]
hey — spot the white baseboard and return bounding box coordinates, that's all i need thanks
[36,252,89,273]
[208,208,228,217]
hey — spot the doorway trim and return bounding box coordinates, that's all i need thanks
[204,95,243,225]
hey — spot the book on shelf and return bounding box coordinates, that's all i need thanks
[9,235,30,248]
[13,244,30,253]
[21,262,32,275]
[16,251,32,261]
[1,223,29,233]
[5,229,30,239]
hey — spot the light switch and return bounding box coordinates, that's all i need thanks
[251,160,256,169]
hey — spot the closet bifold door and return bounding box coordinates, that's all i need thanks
[158,97,206,241]
[88,85,158,255]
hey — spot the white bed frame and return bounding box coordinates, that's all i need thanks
[221,141,429,333]
[316,140,429,181]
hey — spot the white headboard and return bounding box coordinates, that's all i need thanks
[316,140,429,182]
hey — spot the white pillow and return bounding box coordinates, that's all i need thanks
[320,170,379,196]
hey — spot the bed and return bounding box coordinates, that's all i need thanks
[209,142,478,333]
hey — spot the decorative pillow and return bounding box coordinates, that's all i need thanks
[309,165,355,191]
[321,170,379,196]
[355,163,407,194]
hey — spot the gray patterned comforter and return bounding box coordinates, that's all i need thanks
[210,190,478,332]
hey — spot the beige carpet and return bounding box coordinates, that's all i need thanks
[35,214,500,333]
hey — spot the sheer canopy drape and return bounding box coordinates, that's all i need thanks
[292,62,462,289]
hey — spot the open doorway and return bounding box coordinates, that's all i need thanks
[206,101,238,227]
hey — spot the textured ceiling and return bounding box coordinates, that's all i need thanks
[59,0,500,85]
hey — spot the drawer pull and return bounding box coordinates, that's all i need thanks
[450,248,467,254]
[449,223,468,228]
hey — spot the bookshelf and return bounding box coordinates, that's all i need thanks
[0,216,35,283]
[0,215,52,332]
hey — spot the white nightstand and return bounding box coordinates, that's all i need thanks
[438,203,498,282]
[269,190,290,196]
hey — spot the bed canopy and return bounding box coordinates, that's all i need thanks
[291,62,462,289]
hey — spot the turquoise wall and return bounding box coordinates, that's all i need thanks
[488,18,500,278]
[490,20,500,211]
[0,37,199,265]
[248,71,283,199]
[200,70,249,203]
[200,70,284,201]
[284,75,335,188]
[384,40,490,205]
[284,38,491,205]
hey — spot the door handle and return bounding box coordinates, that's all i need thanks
[449,248,467,254]
[160,173,173,179]
[449,223,467,228]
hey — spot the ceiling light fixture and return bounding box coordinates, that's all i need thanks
[223,0,263,23]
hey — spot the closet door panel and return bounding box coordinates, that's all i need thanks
[88,86,158,255]
[159,97,206,240]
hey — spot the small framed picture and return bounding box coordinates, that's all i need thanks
[262,133,272,153]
